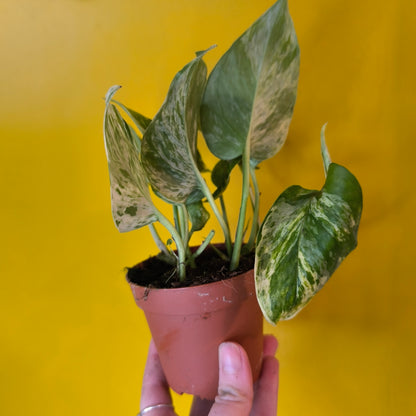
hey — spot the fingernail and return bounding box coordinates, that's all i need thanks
[219,342,242,375]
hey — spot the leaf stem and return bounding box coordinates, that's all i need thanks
[245,165,260,252]
[189,230,215,262]
[155,209,187,281]
[181,205,190,243]
[179,205,195,267]
[196,175,232,257]
[230,141,251,270]
[220,195,231,240]
[149,223,174,262]
[173,205,180,234]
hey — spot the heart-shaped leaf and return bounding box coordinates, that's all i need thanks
[187,201,210,232]
[200,0,300,164]
[255,163,363,323]
[211,158,240,199]
[103,86,157,232]
[141,50,211,204]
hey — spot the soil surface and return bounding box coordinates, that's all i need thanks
[126,245,255,289]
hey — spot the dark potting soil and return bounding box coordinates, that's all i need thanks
[126,245,255,289]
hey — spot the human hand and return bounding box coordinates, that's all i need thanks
[139,335,279,416]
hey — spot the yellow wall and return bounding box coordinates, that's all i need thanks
[1,0,414,414]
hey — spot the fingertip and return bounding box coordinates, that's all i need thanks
[216,342,253,400]
[219,342,243,375]
[265,355,279,376]
[263,334,278,356]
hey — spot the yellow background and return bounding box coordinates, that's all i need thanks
[1,0,414,415]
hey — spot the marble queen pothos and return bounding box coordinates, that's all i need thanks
[103,0,363,324]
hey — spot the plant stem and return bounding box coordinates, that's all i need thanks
[230,141,251,270]
[189,229,215,262]
[196,175,232,257]
[210,243,229,261]
[178,205,195,267]
[173,205,180,233]
[149,223,174,261]
[178,205,189,244]
[155,209,187,281]
[220,195,231,240]
[245,165,260,252]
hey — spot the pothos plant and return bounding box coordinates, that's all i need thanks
[103,0,362,324]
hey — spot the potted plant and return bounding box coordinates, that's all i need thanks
[102,0,362,400]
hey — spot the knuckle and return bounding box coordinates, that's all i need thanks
[216,386,253,405]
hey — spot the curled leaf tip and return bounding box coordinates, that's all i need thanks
[105,85,122,106]
[320,123,331,175]
[195,44,217,58]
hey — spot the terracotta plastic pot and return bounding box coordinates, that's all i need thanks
[128,268,264,400]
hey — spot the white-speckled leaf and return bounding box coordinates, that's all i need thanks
[200,0,299,164]
[103,86,157,232]
[111,99,151,135]
[141,51,209,204]
[255,163,362,324]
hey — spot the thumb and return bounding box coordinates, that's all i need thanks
[209,342,254,416]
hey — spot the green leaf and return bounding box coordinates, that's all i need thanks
[211,158,240,199]
[105,85,121,106]
[255,163,363,323]
[111,99,152,135]
[196,150,209,173]
[320,123,331,174]
[187,201,210,232]
[103,86,157,232]
[200,0,300,164]
[141,51,210,204]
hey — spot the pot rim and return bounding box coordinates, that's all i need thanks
[128,268,257,315]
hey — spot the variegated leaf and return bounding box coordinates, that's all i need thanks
[255,163,363,324]
[111,99,151,135]
[103,86,157,232]
[141,51,210,204]
[200,0,299,164]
